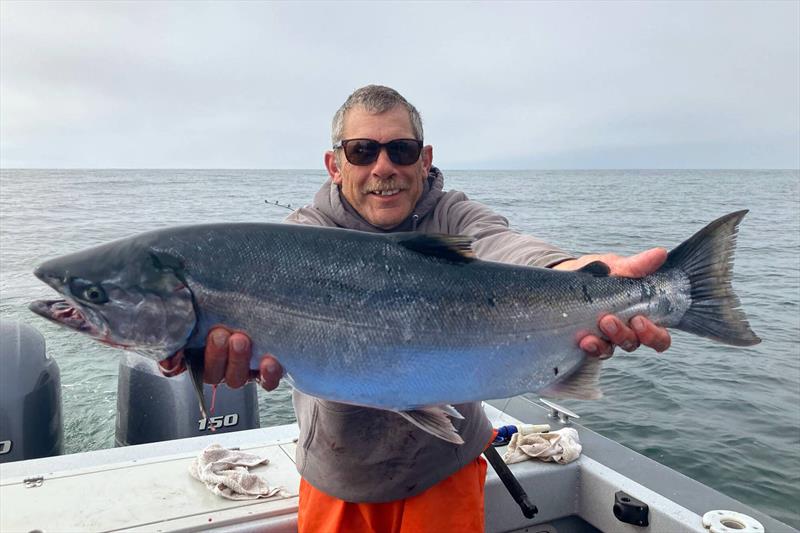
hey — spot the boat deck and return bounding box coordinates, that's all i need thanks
[1,400,795,532]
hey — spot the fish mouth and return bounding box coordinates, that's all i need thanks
[29,298,97,334]
[29,298,135,349]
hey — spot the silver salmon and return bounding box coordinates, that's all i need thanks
[30,211,760,443]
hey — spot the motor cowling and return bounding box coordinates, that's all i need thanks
[115,352,260,446]
[0,319,64,463]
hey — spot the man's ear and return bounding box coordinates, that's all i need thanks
[324,151,342,184]
[422,145,433,175]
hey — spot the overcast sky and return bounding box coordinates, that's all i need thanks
[1,1,798,169]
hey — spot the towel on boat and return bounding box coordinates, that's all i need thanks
[189,443,285,500]
[502,427,582,465]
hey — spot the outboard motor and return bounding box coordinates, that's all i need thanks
[0,319,64,463]
[115,352,260,446]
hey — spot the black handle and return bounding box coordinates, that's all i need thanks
[483,445,538,519]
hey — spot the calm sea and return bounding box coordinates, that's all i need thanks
[0,169,798,526]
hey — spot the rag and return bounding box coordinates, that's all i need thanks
[189,443,285,500]
[502,427,582,465]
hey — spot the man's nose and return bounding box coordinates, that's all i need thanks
[371,147,396,177]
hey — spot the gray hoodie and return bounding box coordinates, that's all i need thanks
[284,167,573,502]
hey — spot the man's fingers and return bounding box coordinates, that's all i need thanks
[259,355,283,392]
[158,350,186,377]
[600,315,640,352]
[612,247,667,278]
[631,316,671,352]
[596,315,671,353]
[204,328,230,384]
[579,335,615,359]
[225,333,252,389]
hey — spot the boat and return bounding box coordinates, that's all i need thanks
[0,319,795,532]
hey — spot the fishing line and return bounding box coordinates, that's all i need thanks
[498,396,513,423]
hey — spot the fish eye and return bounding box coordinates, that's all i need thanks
[69,278,109,304]
[84,286,107,303]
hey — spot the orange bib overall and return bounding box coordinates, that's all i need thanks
[297,455,488,533]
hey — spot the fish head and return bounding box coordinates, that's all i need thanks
[29,239,196,361]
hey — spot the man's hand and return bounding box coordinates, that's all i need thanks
[203,326,283,391]
[553,248,672,359]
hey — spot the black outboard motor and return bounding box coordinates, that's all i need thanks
[115,352,260,446]
[0,319,64,463]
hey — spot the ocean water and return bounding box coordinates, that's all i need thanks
[0,168,798,527]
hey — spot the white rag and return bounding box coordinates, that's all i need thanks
[189,443,285,500]
[502,427,582,465]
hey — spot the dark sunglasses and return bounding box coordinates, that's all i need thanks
[333,138,423,166]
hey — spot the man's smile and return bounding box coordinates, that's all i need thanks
[370,189,401,197]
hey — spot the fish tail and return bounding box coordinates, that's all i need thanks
[663,210,761,346]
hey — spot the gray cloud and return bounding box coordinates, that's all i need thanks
[1,1,798,169]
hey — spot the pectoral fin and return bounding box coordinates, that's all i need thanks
[397,405,464,444]
[539,357,604,400]
[438,404,465,419]
[183,348,210,420]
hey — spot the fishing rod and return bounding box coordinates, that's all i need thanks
[483,445,538,519]
[264,199,294,211]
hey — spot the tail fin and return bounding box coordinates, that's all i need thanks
[664,210,760,346]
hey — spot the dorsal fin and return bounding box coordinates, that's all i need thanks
[393,233,475,263]
[577,261,611,277]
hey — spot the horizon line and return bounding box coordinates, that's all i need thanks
[2,167,799,172]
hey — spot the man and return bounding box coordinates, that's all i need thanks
[200,85,671,532]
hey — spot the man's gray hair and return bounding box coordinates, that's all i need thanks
[331,85,424,147]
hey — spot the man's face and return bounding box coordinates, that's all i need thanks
[325,105,432,229]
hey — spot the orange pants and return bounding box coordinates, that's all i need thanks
[297,455,489,533]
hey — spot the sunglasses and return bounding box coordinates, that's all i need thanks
[333,138,423,166]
